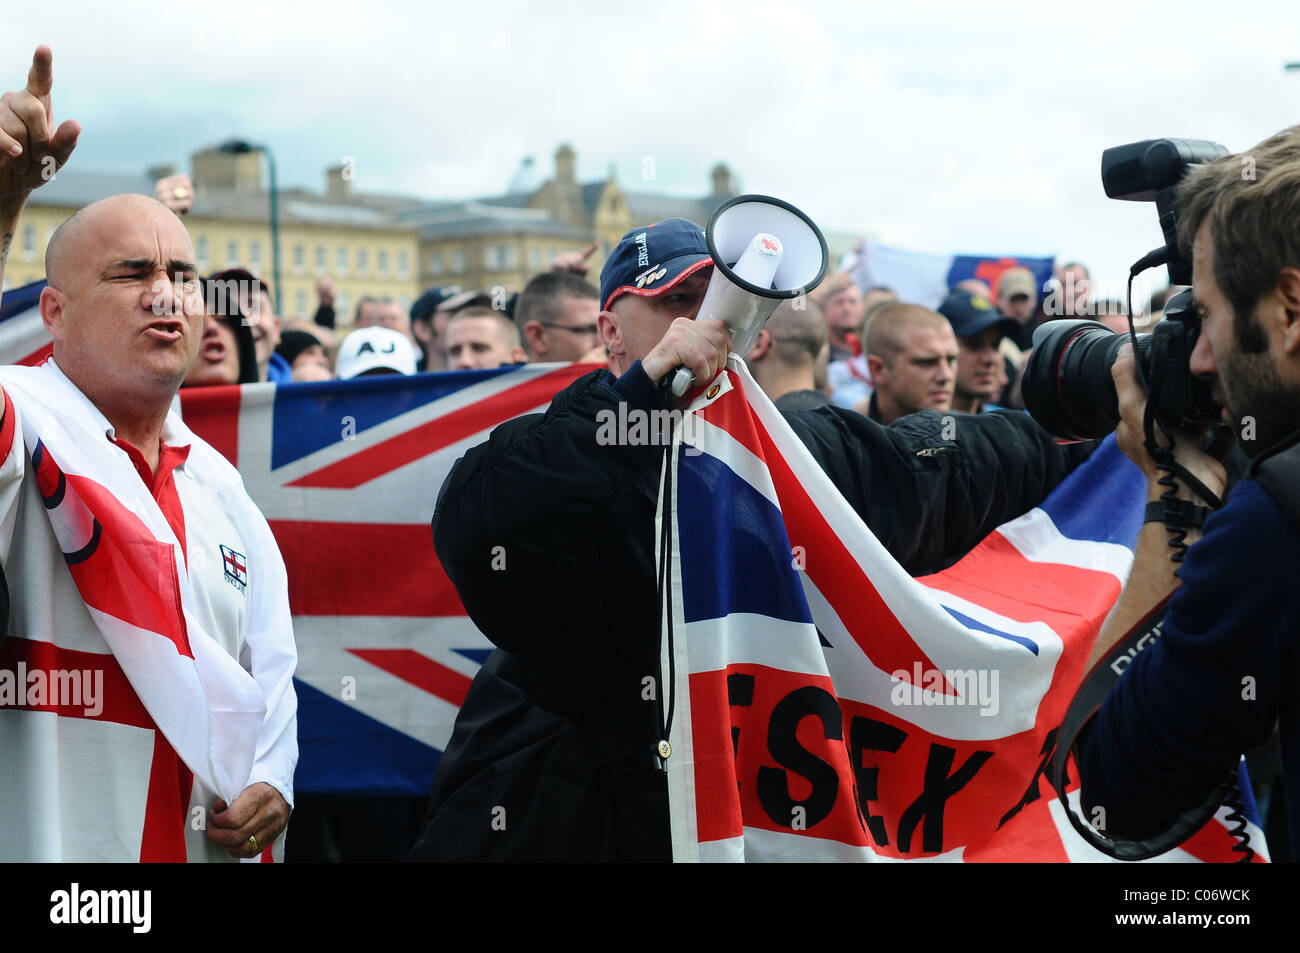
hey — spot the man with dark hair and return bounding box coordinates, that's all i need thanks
[410,286,462,373]
[207,267,284,382]
[1077,124,1300,860]
[938,289,1020,414]
[860,302,958,423]
[414,217,1090,862]
[182,276,260,388]
[515,271,602,363]
[747,297,828,409]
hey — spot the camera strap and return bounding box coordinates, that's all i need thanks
[1254,434,1300,526]
[1049,599,1236,860]
[1143,498,1212,528]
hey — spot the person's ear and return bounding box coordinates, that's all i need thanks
[1275,267,1300,356]
[598,309,622,355]
[39,286,66,341]
[524,320,546,357]
[866,354,886,381]
[508,345,527,365]
[749,328,771,361]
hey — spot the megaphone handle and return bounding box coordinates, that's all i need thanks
[668,365,694,398]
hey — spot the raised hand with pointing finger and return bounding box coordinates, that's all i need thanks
[0,45,80,200]
[550,240,600,277]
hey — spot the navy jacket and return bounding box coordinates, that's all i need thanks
[1079,454,1300,860]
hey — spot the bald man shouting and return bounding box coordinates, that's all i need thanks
[0,47,297,862]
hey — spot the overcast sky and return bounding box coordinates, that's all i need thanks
[3,0,1298,302]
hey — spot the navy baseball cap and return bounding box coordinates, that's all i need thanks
[938,289,1021,340]
[411,285,463,324]
[600,218,713,312]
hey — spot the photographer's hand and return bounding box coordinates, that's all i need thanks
[1112,343,1226,503]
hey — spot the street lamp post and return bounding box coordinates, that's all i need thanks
[218,139,281,314]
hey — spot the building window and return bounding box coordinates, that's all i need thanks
[399,295,411,312]
[336,292,350,317]
[293,244,305,272]
[356,248,369,276]
[529,247,542,272]
[295,290,307,317]
[377,249,389,275]
[227,241,239,266]
[336,246,348,274]
[249,241,262,271]
[428,252,444,276]
[397,250,409,278]
[548,247,559,263]
[485,244,515,270]
[21,225,35,261]
[197,236,210,268]
[451,249,467,275]
[315,245,326,273]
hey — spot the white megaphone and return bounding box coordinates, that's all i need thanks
[669,194,829,397]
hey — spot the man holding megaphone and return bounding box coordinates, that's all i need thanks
[412,202,1093,862]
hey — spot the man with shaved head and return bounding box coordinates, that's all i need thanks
[0,47,296,862]
[746,297,830,409]
[861,303,958,424]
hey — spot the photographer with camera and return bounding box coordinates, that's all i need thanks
[1049,127,1300,861]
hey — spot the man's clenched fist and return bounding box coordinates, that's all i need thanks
[642,318,733,396]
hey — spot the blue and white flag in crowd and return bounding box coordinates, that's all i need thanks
[846,241,1055,308]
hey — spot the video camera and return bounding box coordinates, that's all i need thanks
[1021,138,1228,440]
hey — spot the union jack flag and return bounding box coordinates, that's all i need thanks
[662,359,1267,862]
[178,361,594,795]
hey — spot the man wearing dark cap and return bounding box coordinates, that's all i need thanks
[938,288,1021,415]
[413,218,1092,862]
[410,285,462,372]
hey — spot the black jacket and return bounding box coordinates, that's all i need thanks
[410,362,1092,861]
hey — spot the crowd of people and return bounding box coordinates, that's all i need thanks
[169,187,1169,438]
[1,44,1297,868]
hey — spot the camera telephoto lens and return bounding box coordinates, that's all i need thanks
[1022,321,1149,441]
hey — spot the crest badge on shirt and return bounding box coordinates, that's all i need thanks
[219,544,248,593]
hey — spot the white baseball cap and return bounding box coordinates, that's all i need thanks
[336,327,418,379]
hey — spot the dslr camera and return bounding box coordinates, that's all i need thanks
[1022,138,1228,440]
